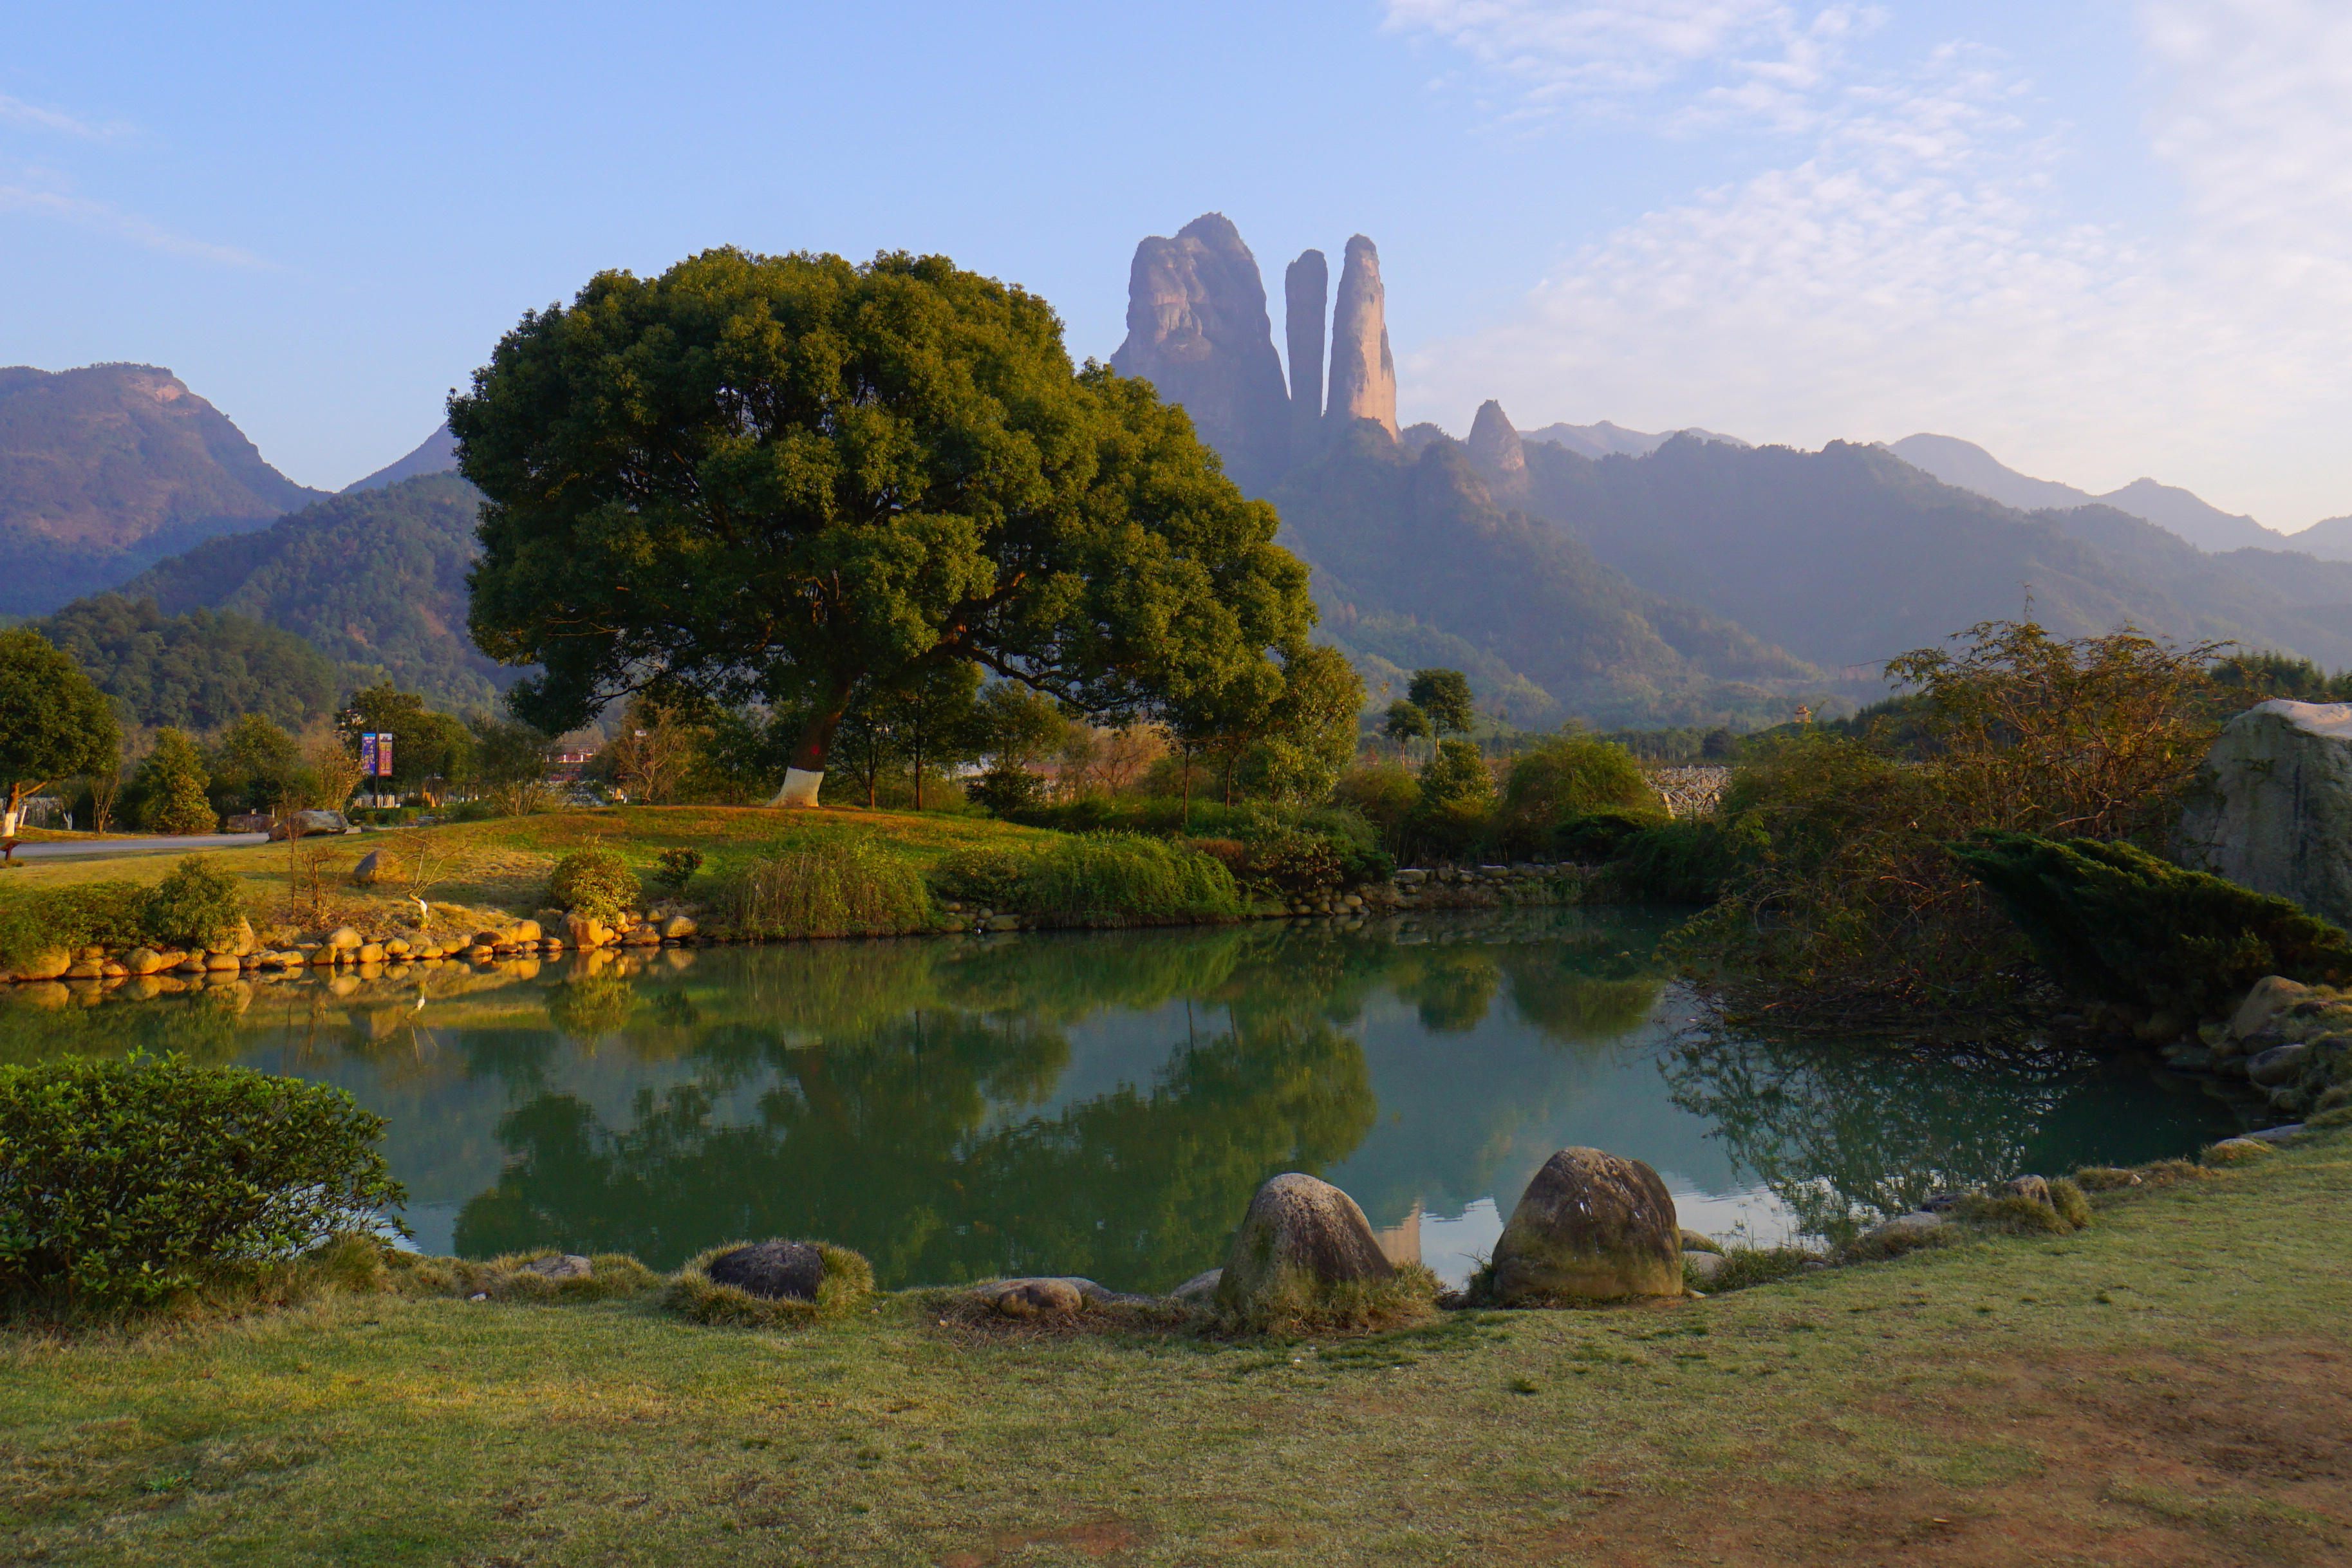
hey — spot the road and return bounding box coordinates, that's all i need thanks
[5,832,272,863]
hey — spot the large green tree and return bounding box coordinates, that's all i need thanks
[0,629,119,837]
[451,247,1314,807]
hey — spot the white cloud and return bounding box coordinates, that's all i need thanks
[0,93,133,142]
[1389,0,2352,529]
[0,185,274,269]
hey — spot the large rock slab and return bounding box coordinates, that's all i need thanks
[1488,1148,1682,1303]
[2179,701,2352,929]
[706,1240,825,1301]
[1215,1173,1393,1323]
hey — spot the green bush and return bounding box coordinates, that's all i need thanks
[1020,834,1240,922]
[1498,735,1654,852]
[1950,830,2352,1019]
[928,846,1032,909]
[1238,832,1347,899]
[1614,814,1768,903]
[0,881,151,967]
[1553,809,1664,864]
[1332,763,1420,836]
[652,846,704,894]
[548,847,640,919]
[720,839,929,937]
[133,727,217,835]
[140,855,247,951]
[967,762,1045,818]
[0,1055,405,1311]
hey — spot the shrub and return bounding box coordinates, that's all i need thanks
[1215,1262,1442,1338]
[0,880,150,967]
[133,727,217,835]
[0,1055,405,1310]
[1498,735,1655,851]
[548,847,640,919]
[1332,763,1419,835]
[1615,814,1767,903]
[1692,1247,1823,1293]
[140,855,247,951]
[720,839,929,937]
[1950,830,2352,1020]
[1553,809,1663,864]
[387,1249,660,1304]
[653,846,704,894]
[1020,834,1240,922]
[967,761,1045,817]
[1240,831,1347,899]
[928,846,1032,910]
[664,1240,874,1327]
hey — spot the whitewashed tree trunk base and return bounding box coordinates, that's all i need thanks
[769,768,825,808]
[0,811,18,838]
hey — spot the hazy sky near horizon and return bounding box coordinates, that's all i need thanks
[6,1,2347,528]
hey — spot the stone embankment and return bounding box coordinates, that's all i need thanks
[2154,975,2352,1122]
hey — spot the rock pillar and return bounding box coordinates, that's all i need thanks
[1325,235,1397,442]
[2179,700,2352,929]
[1466,399,1527,499]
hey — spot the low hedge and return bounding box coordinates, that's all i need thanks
[0,855,246,967]
[0,1054,406,1311]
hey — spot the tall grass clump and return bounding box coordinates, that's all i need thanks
[720,839,930,937]
[1019,833,1240,924]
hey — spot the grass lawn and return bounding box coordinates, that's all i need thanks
[0,806,1060,940]
[4,1135,2348,1565]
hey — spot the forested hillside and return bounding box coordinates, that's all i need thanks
[33,594,341,731]
[114,471,509,711]
[1273,427,1834,729]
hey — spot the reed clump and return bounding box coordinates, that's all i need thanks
[717,840,931,938]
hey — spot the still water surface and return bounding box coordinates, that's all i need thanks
[6,908,2241,1292]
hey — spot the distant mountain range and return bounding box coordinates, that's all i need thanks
[0,364,328,615]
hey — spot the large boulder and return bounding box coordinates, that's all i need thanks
[2180,701,2352,929]
[1214,1173,1393,1324]
[1488,1148,1683,1304]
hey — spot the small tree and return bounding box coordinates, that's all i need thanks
[1383,700,1432,762]
[1407,669,1477,738]
[608,699,704,805]
[340,684,475,804]
[468,714,554,816]
[301,731,366,812]
[209,714,303,818]
[0,628,118,838]
[134,728,216,835]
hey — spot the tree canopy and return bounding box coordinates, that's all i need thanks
[0,628,118,831]
[452,247,1316,805]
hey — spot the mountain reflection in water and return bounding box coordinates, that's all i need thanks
[0,909,2240,1291]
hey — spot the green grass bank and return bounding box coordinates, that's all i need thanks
[5,1131,2349,1566]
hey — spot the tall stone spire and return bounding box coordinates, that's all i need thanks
[1325,235,1397,441]
[1108,213,1291,492]
[1283,249,1327,451]
[1466,399,1527,497]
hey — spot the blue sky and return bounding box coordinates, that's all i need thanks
[7,2,2348,527]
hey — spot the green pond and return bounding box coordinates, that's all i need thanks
[2,908,2246,1293]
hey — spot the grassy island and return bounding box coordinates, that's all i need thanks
[5,1128,2348,1565]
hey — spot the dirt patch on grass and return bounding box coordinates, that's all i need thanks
[1520,1337,2352,1566]
[938,1514,1149,1566]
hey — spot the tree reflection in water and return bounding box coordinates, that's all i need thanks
[1659,1029,2241,1240]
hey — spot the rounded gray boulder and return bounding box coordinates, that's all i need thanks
[705,1240,826,1301]
[1215,1173,1394,1325]
[1488,1148,1682,1304]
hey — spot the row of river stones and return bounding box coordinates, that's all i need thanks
[2154,975,2352,1119]
[0,906,702,984]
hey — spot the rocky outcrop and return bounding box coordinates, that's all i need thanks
[705,1240,826,1301]
[2179,701,2352,930]
[1283,250,1328,454]
[1466,400,1527,500]
[1487,1148,1682,1303]
[1109,214,1292,493]
[1325,236,1397,442]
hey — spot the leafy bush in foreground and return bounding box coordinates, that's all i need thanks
[0,1055,405,1310]
[140,855,247,951]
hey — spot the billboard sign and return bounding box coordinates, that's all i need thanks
[375,733,394,779]
[359,733,377,778]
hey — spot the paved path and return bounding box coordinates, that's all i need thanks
[5,832,271,863]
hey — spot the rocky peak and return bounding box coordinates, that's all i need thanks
[1326,236,1396,442]
[1466,400,1526,489]
[1108,213,1291,492]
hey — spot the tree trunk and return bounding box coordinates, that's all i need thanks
[1181,750,1192,830]
[769,684,855,808]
